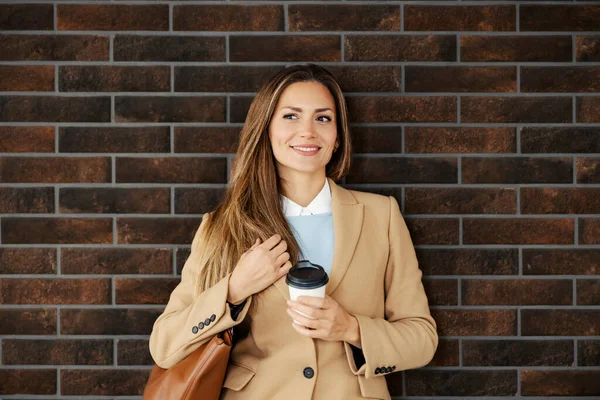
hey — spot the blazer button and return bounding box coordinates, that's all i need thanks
[204,318,211,326]
[303,367,314,379]
[391,366,396,371]
[198,322,204,330]
[210,314,216,322]
[374,367,380,374]
[192,326,198,334]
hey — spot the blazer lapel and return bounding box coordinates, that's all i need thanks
[274,177,364,300]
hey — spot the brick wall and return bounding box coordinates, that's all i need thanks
[0,1,599,398]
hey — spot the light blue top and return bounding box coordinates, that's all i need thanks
[286,212,335,278]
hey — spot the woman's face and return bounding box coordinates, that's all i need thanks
[268,81,339,181]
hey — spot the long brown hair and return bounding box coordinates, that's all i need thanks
[193,64,352,313]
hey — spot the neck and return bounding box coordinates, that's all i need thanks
[280,172,326,208]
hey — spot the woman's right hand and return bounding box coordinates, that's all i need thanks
[227,234,292,304]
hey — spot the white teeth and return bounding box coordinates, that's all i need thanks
[293,146,319,152]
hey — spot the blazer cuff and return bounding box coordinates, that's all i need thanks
[343,314,396,380]
[227,298,248,321]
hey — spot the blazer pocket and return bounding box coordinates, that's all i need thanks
[357,374,391,400]
[222,361,256,391]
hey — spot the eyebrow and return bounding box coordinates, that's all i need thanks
[280,106,334,113]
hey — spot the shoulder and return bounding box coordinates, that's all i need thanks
[345,188,393,210]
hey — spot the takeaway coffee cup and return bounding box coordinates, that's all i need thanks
[286,260,329,324]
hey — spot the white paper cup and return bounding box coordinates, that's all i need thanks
[285,261,328,327]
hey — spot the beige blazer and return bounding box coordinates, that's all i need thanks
[149,178,438,400]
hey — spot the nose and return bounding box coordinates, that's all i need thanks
[298,120,317,139]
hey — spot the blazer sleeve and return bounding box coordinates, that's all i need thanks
[149,213,252,369]
[343,196,438,379]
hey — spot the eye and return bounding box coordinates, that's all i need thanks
[317,115,332,122]
[283,114,298,120]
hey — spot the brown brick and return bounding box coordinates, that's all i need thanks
[427,339,459,367]
[522,127,600,153]
[345,35,456,62]
[0,34,109,61]
[405,370,517,396]
[461,35,572,62]
[577,157,600,184]
[230,35,340,62]
[405,218,459,245]
[521,370,600,396]
[290,5,399,31]
[350,127,401,153]
[462,96,572,123]
[174,127,239,153]
[463,340,573,366]
[60,66,169,92]
[577,279,600,305]
[0,187,54,213]
[327,66,403,92]
[521,5,600,32]
[60,188,170,214]
[432,310,517,336]
[577,96,600,123]
[61,248,172,275]
[462,279,572,306]
[577,36,600,62]
[0,370,56,394]
[60,309,161,335]
[405,126,516,154]
[406,188,516,214]
[175,66,279,92]
[115,96,226,123]
[522,310,600,336]
[114,35,225,62]
[60,127,170,153]
[523,249,600,275]
[348,96,456,122]
[0,309,56,335]
[423,279,457,306]
[347,157,457,184]
[117,218,200,245]
[61,369,149,396]
[578,340,600,366]
[58,5,168,31]
[116,157,226,184]
[405,5,515,31]
[0,95,110,122]
[2,218,113,244]
[0,65,54,91]
[522,67,600,93]
[462,157,573,184]
[0,157,110,183]
[0,248,56,274]
[0,278,110,305]
[229,96,254,123]
[406,66,516,93]
[116,278,179,304]
[175,187,227,214]
[0,126,54,152]
[464,218,574,245]
[175,5,283,31]
[0,4,53,30]
[522,188,600,214]
[117,339,152,366]
[176,248,191,275]
[580,218,600,244]
[417,249,519,275]
[3,339,112,365]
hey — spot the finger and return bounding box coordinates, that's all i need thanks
[259,234,282,250]
[295,296,326,310]
[291,321,320,338]
[286,301,324,320]
[271,239,287,255]
[287,308,319,329]
[249,238,261,249]
[277,260,293,279]
[275,251,290,267]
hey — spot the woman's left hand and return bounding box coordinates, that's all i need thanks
[286,295,361,348]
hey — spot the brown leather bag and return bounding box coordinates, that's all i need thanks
[143,328,233,400]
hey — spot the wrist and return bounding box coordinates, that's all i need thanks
[346,315,362,348]
[227,276,246,305]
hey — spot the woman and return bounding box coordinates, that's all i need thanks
[149,64,438,400]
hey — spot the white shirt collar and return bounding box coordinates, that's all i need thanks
[281,178,332,217]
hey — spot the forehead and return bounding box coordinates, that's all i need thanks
[276,81,335,110]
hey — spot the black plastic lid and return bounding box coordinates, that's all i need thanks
[285,260,329,289]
